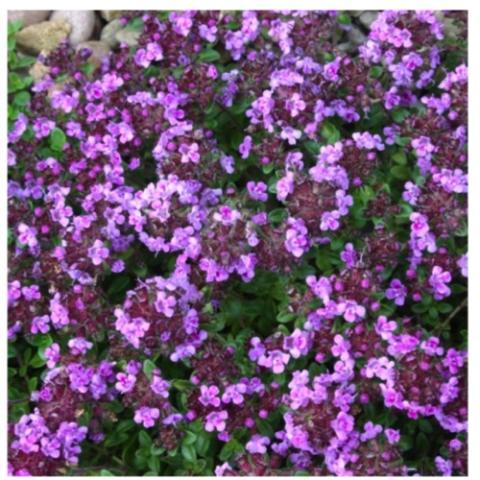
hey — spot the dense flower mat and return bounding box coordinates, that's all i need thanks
[8,10,467,476]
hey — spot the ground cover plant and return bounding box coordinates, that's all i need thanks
[7,10,468,476]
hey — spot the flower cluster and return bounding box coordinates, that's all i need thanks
[8,9,467,477]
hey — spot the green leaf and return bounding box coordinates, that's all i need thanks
[8,19,23,35]
[256,418,274,437]
[27,333,53,348]
[268,208,287,225]
[195,431,211,457]
[138,430,152,448]
[337,13,351,25]
[49,128,67,152]
[13,91,31,107]
[147,455,160,474]
[392,150,407,165]
[321,121,341,144]
[100,469,115,476]
[277,311,295,323]
[181,443,197,463]
[370,66,384,78]
[171,379,191,391]
[219,438,244,461]
[183,431,197,445]
[29,354,46,368]
[198,48,221,63]
[391,165,409,180]
[143,359,156,379]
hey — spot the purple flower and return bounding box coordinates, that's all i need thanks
[199,385,221,407]
[280,126,302,145]
[88,240,109,266]
[385,279,407,306]
[276,172,294,201]
[429,265,452,300]
[31,315,50,334]
[150,373,170,398]
[340,243,357,268]
[402,181,421,205]
[239,135,252,159]
[155,291,177,318]
[134,406,160,428]
[258,349,290,374]
[283,329,311,358]
[179,142,200,164]
[115,372,136,394]
[68,337,93,356]
[246,434,270,454]
[410,212,430,237]
[17,223,38,248]
[114,309,150,348]
[248,337,265,361]
[222,383,247,405]
[331,412,354,441]
[220,155,235,174]
[320,210,341,231]
[385,428,401,444]
[205,410,228,432]
[213,205,241,226]
[360,421,382,441]
[33,117,55,139]
[435,456,453,476]
[457,253,467,277]
[246,181,268,202]
[285,217,310,258]
[306,275,332,303]
[337,300,366,323]
[44,343,60,369]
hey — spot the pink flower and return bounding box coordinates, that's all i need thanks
[134,407,160,428]
[205,410,228,432]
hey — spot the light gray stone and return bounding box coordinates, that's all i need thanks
[50,10,95,47]
[100,10,124,22]
[100,19,123,47]
[8,10,51,27]
[15,20,71,54]
[359,11,378,29]
[115,28,141,47]
[347,26,367,46]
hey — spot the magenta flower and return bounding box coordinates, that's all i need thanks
[331,412,354,441]
[134,407,160,428]
[385,278,408,306]
[199,385,221,407]
[246,434,270,454]
[429,265,452,300]
[246,181,268,202]
[204,410,228,432]
[87,240,109,266]
[115,373,136,394]
[337,300,366,323]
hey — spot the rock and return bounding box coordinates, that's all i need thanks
[75,41,111,68]
[358,11,377,29]
[50,10,95,47]
[115,28,141,47]
[92,13,103,39]
[100,10,125,22]
[15,20,71,54]
[8,10,51,27]
[347,26,367,46]
[100,19,123,47]
[29,61,50,82]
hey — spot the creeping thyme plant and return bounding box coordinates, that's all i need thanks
[8,10,467,476]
